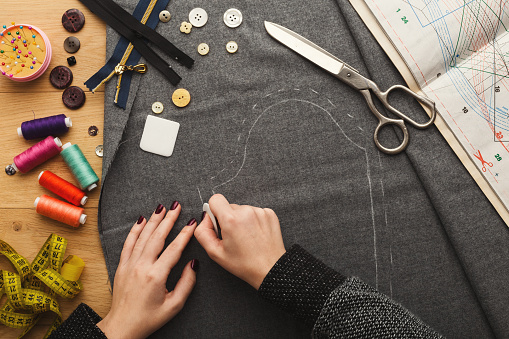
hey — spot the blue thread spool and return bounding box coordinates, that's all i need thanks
[61,142,99,191]
[18,114,71,140]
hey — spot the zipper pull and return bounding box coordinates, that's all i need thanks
[114,63,147,75]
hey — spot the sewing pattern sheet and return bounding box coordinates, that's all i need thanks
[365,0,509,209]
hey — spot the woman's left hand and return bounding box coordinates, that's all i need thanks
[97,203,198,339]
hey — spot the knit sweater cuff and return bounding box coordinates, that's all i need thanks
[258,244,346,325]
[48,303,107,339]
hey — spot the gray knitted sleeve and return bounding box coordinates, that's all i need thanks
[258,245,443,338]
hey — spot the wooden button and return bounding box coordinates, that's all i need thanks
[62,86,86,109]
[172,88,191,107]
[62,9,85,33]
[50,66,73,89]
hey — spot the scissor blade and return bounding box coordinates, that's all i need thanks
[264,21,344,75]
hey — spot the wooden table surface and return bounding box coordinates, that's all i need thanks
[0,1,111,337]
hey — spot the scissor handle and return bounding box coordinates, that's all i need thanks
[360,90,409,155]
[374,84,436,129]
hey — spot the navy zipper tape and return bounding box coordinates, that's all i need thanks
[85,0,169,109]
[78,0,188,85]
[79,0,193,69]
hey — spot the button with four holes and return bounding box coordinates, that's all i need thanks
[64,36,80,53]
[223,8,242,28]
[197,43,209,56]
[226,41,238,54]
[62,9,86,33]
[172,88,191,107]
[50,65,73,89]
[152,101,164,114]
[180,22,192,34]
[62,86,86,109]
[189,8,208,27]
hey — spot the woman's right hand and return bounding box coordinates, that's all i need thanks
[194,194,286,289]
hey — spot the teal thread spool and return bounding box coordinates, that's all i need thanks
[61,143,99,191]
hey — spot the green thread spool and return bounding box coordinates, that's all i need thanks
[61,143,99,191]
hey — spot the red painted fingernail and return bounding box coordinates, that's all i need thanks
[187,218,197,226]
[191,259,199,271]
[155,204,164,214]
[170,201,179,210]
[137,216,144,224]
[201,211,207,221]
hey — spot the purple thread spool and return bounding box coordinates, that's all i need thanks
[18,114,71,140]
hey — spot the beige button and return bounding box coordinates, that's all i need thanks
[197,43,209,55]
[172,89,191,107]
[226,41,238,53]
[180,22,192,34]
[159,10,171,23]
[152,101,164,114]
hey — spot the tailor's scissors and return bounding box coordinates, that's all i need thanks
[264,21,436,154]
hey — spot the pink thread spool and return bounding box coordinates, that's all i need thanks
[9,136,62,174]
[0,24,52,82]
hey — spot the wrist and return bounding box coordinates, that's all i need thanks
[97,314,144,339]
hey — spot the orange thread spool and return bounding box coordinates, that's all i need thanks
[34,195,86,228]
[38,171,87,206]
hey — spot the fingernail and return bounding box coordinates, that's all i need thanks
[137,216,144,224]
[155,204,164,214]
[187,218,197,226]
[170,201,179,210]
[191,259,199,271]
[201,211,207,221]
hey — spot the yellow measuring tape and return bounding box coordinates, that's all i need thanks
[0,234,85,338]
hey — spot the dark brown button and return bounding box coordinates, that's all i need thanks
[88,125,98,136]
[64,36,80,53]
[62,9,86,33]
[62,86,86,109]
[49,66,73,89]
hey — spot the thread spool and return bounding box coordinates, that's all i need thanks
[18,114,72,140]
[8,136,62,174]
[34,194,86,227]
[38,171,88,206]
[60,143,99,191]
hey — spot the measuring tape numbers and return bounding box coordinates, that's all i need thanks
[0,234,85,338]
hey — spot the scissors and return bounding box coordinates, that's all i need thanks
[264,21,436,154]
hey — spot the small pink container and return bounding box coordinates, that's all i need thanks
[0,24,52,82]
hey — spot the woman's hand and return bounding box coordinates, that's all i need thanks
[97,203,198,339]
[194,194,286,289]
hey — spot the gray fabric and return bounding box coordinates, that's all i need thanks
[98,0,509,338]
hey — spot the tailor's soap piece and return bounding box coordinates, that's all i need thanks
[140,115,180,157]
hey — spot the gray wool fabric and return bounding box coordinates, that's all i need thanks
[98,0,509,338]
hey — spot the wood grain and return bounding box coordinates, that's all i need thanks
[0,1,111,337]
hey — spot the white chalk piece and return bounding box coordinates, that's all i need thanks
[203,203,219,236]
[140,115,180,157]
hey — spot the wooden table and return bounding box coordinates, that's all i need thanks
[0,1,111,337]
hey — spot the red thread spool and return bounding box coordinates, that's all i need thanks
[38,171,88,206]
[34,194,86,228]
[11,136,62,173]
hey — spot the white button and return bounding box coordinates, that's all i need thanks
[159,10,171,23]
[189,8,208,28]
[223,8,242,28]
[152,101,164,114]
[197,43,209,55]
[226,41,238,53]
